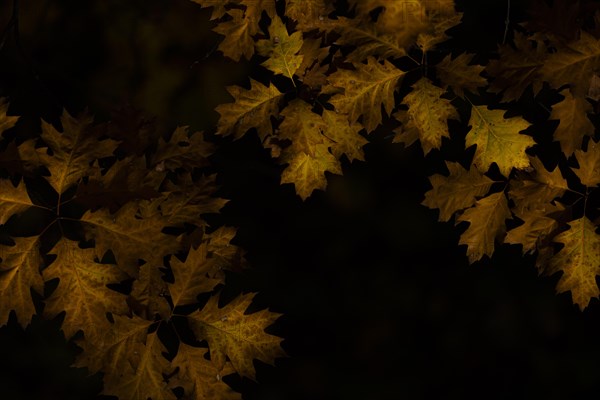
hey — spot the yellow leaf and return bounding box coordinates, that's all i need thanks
[0,179,34,225]
[278,99,328,154]
[0,237,43,327]
[188,293,284,379]
[573,139,600,187]
[546,217,600,310]
[215,79,283,140]
[43,238,128,341]
[466,106,534,177]
[328,57,405,133]
[170,344,240,400]
[322,109,367,162]
[256,16,304,81]
[457,192,511,263]
[38,110,118,195]
[422,161,494,222]
[435,53,486,98]
[190,0,229,20]
[393,78,458,155]
[281,145,341,200]
[550,89,595,156]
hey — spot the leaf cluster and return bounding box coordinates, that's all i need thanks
[0,102,284,399]
[198,0,600,310]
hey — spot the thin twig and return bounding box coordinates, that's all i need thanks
[503,0,511,44]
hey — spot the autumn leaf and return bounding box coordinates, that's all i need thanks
[0,237,43,327]
[422,161,494,222]
[43,238,129,341]
[98,317,175,400]
[81,201,181,276]
[128,263,171,320]
[545,217,600,310]
[328,57,405,133]
[435,52,486,98]
[256,16,304,81]
[485,33,546,102]
[466,106,534,177]
[550,89,595,156]
[327,17,407,61]
[188,293,284,379]
[212,9,256,61]
[393,78,458,155]
[508,156,569,214]
[321,109,367,162]
[457,191,511,263]
[168,243,224,307]
[38,110,118,195]
[151,126,213,171]
[0,179,34,224]
[170,344,240,400]
[505,208,560,255]
[215,79,284,140]
[540,32,600,96]
[573,139,600,187]
[0,97,18,134]
[281,144,342,200]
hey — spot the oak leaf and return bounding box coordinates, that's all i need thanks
[0,237,43,327]
[328,57,405,133]
[457,191,511,263]
[256,16,304,81]
[435,52,486,98]
[43,238,129,341]
[546,217,600,310]
[170,344,240,400]
[38,110,118,195]
[550,89,595,156]
[466,106,534,177]
[188,293,284,379]
[573,139,600,187]
[393,78,458,155]
[422,161,494,222]
[215,79,284,140]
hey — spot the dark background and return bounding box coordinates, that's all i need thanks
[1,0,600,399]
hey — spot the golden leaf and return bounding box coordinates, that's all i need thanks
[215,79,284,140]
[466,106,534,177]
[328,57,405,133]
[546,217,600,310]
[435,52,486,98]
[550,89,595,156]
[170,344,240,400]
[256,16,304,81]
[457,191,511,263]
[188,293,284,379]
[393,78,458,155]
[43,238,128,341]
[0,237,43,327]
[573,139,600,187]
[422,161,494,222]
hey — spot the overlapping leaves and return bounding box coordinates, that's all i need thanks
[0,103,284,399]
